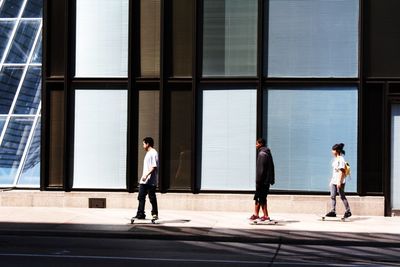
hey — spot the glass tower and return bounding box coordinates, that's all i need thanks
[0,0,42,188]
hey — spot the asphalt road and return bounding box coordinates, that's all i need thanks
[0,235,400,266]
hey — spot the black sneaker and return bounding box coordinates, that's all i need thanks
[134,214,146,220]
[325,211,336,217]
[343,211,352,218]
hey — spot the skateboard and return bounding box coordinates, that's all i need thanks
[130,216,158,224]
[320,215,350,222]
[250,219,278,225]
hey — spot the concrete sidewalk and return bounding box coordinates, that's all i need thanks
[0,207,399,246]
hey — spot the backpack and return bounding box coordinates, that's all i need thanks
[344,161,351,178]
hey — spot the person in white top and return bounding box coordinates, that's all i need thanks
[134,137,159,220]
[325,143,352,219]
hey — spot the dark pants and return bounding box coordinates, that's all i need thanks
[254,184,270,205]
[137,184,158,217]
[330,183,350,213]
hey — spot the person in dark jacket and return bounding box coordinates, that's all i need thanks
[250,138,275,221]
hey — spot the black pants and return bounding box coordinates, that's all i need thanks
[137,184,158,217]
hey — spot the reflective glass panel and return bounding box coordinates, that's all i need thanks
[391,104,400,209]
[13,66,41,114]
[0,22,15,59]
[31,32,42,63]
[5,20,40,63]
[138,91,159,181]
[201,89,257,190]
[0,0,24,18]
[0,67,24,114]
[264,87,358,192]
[73,90,127,189]
[203,0,258,77]
[140,0,160,77]
[22,0,43,18]
[0,117,33,185]
[18,119,40,186]
[75,0,129,77]
[48,90,64,187]
[168,90,192,189]
[0,117,5,133]
[267,0,359,77]
[172,0,193,77]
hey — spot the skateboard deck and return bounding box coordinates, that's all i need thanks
[320,215,350,222]
[250,219,278,225]
[130,217,158,224]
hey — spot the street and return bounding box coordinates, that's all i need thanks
[1,235,399,266]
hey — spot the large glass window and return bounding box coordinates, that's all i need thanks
[391,104,400,210]
[75,0,128,77]
[201,89,257,190]
[172,0,193,77]
[0,0,42,188]
[140,0,160,77]
[48,90,64,187]
[73,90,127,189]
[264,87,358,192]
[167,90,193,189]
[203,0,258,77]
[138,91,159,181]
[266,0,359,78]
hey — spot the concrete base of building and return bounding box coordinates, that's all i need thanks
[0,190,385,216]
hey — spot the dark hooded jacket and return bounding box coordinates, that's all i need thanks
[256,146,275,187]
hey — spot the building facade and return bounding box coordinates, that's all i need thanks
[0,0,399,216]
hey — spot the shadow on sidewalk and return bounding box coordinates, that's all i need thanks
[0,221,399,247]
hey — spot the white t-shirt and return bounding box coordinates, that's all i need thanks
[140,148,159,186]
[330,155,346,185]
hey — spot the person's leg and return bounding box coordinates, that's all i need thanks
[261,203,269,218]
[136,184,147,218]
[330,183,338,213]
[254,202,260,216]
[338,184,351,213]
[148,185,158,216]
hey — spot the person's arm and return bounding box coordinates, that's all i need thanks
[337,168,345,188]
[141,166,157,182]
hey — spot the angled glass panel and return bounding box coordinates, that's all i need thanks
[5,20,40,63]
[203,0,258,77]
[0,21,15,60]
[0,117,5,133]
[267,0,359,78]
[75,0,128,77]
[22,0,43,18]
[201,89,257,190]
[0,117,33,185]
[17,119,40,186]
[31,33,41,63]
[0,0,24,18]
[264,86,358,192]
[73,90,127,189]
[0,67,24,114]
[13,66,41,114]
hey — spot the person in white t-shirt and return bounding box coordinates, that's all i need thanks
[325,143,352,219]
[134,137,159,220]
